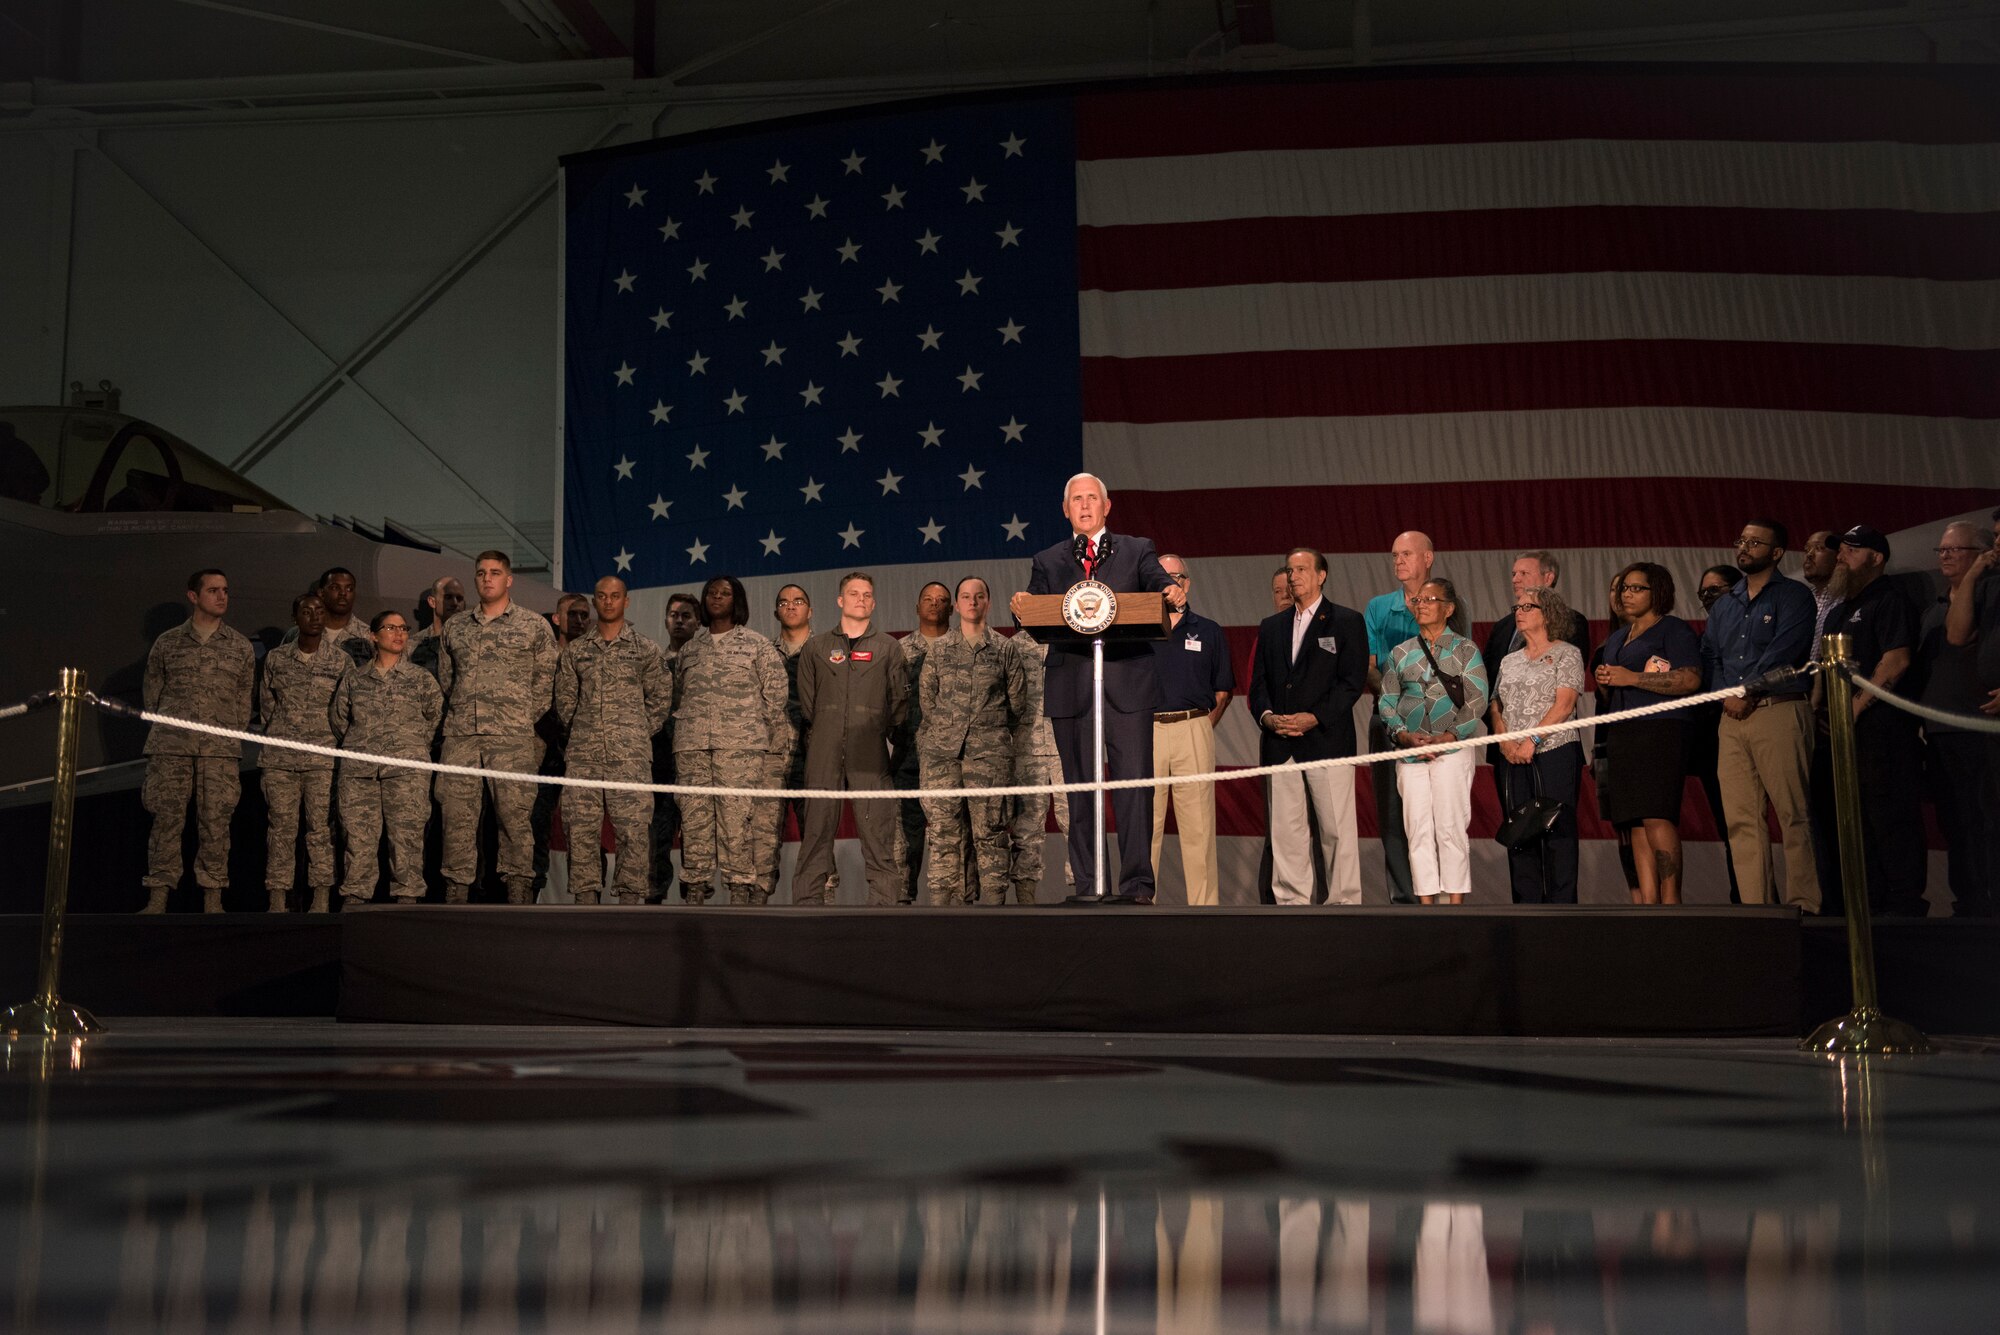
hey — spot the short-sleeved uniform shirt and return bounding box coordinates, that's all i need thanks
[1596,616,1701,716]
[1149,607,1235,713]
[1827,578,1919,729]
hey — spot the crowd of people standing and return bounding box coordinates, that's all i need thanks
[134,504,2000,915]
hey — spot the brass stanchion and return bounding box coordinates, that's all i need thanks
[1799,636,1928,1056]
[2,668,103,1039]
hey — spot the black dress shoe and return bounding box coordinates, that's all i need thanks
[1115,892,1154,905]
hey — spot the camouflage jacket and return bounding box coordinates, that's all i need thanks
[554,626,672,778]
[329,657,442,771]
[671,625,790,760]
[280,619,373,668]
[437,601,558,738]
[889,630,947,770]
[1011,636,1059,759]
[917,627,1028,760]
[257,638,348,771]
[142,619,255,758]
[406,625,443,678]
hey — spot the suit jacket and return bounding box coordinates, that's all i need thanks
[1249,599,1369,764]
[1023,530,1172,717]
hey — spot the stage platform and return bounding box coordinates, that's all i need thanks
[5,909,1994,1038]
[337,904,1804,1037]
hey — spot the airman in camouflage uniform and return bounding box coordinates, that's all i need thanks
[140,569,256,914]
[916,579,1029,906]
[650,592,702,900]
[330,612,442,903]
[554,577,673,905]
[259,592,347,913]
[279,567,374,667]
[1005,637,1069,904]
[673,577,791,906]
[890,582,953,902]
[406,576,465,678]
[436,552,559,904]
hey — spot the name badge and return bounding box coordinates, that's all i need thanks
[1183,637,1202,652]
[829,651,847,664]
[852,650,873,662]
[1317,635,1337,653]
[1644,655,1671,674]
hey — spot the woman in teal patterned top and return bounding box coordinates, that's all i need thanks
[1378,578,1490,904]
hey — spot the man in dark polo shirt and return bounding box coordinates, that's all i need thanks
[1148,554,1235,905]
[1822,524,1926,916]
[1919,520,1996,916]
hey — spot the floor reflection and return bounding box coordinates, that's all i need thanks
[31,1179,1991,1333]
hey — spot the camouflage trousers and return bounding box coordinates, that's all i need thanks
[339,768,431,900]
[918,751,1011,906]
[1006,750,1070,901]
[436,734,542,886]
[142,755,240,890]
[561,780,652,899]
[676,748,781,900]
[262,767,334,893]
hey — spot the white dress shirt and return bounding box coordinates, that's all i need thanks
[1290,595,1323,661]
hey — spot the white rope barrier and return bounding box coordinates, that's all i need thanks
[1848,673,2000,734]
[83,684,1753,802]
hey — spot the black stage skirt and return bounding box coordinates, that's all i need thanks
[1600,715,1688,828]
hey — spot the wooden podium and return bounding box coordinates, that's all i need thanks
[1013,591,1171,644]
[1013,587,1171,903]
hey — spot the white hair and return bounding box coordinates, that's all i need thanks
[1062,472,1110,504]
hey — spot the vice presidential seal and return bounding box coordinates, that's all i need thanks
[1061,580,1118,636]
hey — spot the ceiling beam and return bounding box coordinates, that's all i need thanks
[6,4,1994,133]
[163,0,514,66]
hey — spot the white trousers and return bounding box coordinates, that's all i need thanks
[1269,759,1361,904]
[1396,747,1476,899]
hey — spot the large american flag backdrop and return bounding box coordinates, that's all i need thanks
[559,66,2000,903]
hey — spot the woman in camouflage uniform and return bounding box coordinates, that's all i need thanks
[917,578,1030,906]
[672,576,792,905]
[329,609,442,905]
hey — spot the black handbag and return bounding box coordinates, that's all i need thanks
[1494,757,1563,849]
[1414,631,1468,711]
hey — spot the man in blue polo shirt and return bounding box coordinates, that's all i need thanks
[1363,532,1431,904]
[1148,554,1235,904]
[1702,518,1820,911]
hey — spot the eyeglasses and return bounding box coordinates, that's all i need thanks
[1409,596,1447,606]
[776,598,809,609]
[1935,545,1985,556]
[1699,587,1727,604]
[378,624,409,634]
[1617,583,1653,594]
[1733,538,1773,550]
[1166,573,1189,583]
[1512,603,1539,613]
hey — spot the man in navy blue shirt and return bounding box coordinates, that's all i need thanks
[1148,554,1235,904]
[1701,519,1820,911]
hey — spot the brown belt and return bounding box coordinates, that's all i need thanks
[1154,708,1207,723]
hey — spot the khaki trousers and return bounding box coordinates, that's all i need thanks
[1149,715,1220,906]
[1717,698,1819,911]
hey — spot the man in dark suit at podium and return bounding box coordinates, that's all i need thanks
[1010,473,1181,901]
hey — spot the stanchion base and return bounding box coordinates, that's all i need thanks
[1799,1008,1931,1057]
[1,999,104,1040]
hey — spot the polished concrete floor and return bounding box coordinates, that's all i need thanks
[3,1020,1998,1333]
